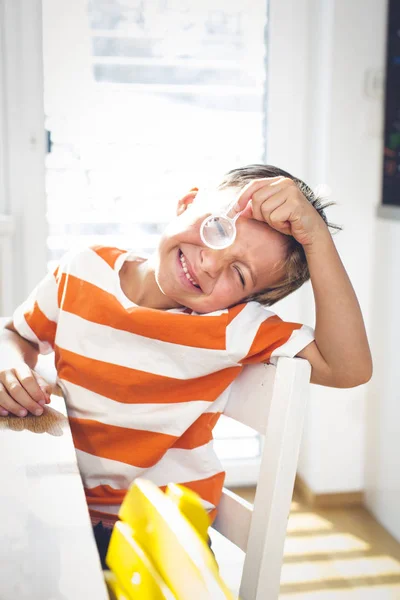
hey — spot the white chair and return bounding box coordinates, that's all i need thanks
[211,357,311,600]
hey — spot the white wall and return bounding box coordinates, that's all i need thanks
[269,0,400,541]
[365,219,400,541]
[299,0,387,494]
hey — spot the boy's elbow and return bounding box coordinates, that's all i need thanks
[358,353,373,386]
[336,361,373,389]
[314,359,373,389]
[357,362,373,386]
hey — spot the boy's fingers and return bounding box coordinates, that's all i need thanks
[267,203,293,235]
[234,177,284,213]
[0,382,28,417]
[15,364,48,405]
[3,370,44,415]
[251,188,290,224]
[32,372,52,403]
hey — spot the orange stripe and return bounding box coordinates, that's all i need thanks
[56,347,241,404]
[91,245,126,269]
[70,417,177,468]
[90,510,118,528]
[86,485,127,504]
[172,413,221,450]
[242,316,302,364]
[57,274,228,350]
[24,302,57,348]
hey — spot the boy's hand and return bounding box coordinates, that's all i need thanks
[235,177,328,247]
[0,364,52,417]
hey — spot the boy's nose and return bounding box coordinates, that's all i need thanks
[200,248,227,277]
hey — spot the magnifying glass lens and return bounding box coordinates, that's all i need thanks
[200,215,237,249]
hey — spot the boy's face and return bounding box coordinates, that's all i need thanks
[154,187,288,313]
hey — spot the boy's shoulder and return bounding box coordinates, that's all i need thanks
[226,300,276,324]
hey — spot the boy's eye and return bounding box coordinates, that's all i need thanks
[234,266,246,289]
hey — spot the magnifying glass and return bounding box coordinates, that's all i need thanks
[200,197,245,250]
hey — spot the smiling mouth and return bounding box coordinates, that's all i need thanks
[179,250,201,290]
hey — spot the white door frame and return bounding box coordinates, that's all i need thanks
[0,0,47,310]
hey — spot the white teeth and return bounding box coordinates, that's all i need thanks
[179,252,199,287]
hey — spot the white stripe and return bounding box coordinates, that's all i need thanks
[90,503,120,515]
[77,441,223,491]
[204,386,232,414]
[76,449,145,489]
[62,379,213,436]
[226,301,275,362]
[155,307,188,314]
[58,246,123,298]
[192,309,227,317]
[166,308,226,317]
[144,441,223,487]
[33,272,59,323]
[57,311,238,379]
[269,324,315,365]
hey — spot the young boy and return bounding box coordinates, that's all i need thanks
[0,164,372,566]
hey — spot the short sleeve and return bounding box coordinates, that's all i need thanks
[12,268,60,355]
[226,301,314,366]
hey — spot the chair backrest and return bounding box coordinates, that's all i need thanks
[213,356,311,600]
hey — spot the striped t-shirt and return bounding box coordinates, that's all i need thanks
[13,245,314,524]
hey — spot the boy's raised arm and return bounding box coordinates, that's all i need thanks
[236,178,372,388]
[295,230,372,387]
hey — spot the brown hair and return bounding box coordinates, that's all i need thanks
[217,164,341,306]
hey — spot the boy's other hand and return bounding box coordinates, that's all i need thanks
[235,177,328,247]
[0,364,52,417]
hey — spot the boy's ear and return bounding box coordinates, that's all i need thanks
[176,187,198,216]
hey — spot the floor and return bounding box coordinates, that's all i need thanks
[215,487,400,599]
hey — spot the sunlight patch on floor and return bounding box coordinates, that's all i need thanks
[286,513,334,534]
[284,533,370,556]
[279,583,400,599]
[281,555,400,586]
[332,555,400,578]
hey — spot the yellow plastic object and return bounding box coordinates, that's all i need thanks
[165,483,210,542]
[104,570,130,600]
[113,478,233,600]
[106,520,176,600]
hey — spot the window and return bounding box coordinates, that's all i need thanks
[45,0,267,261]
